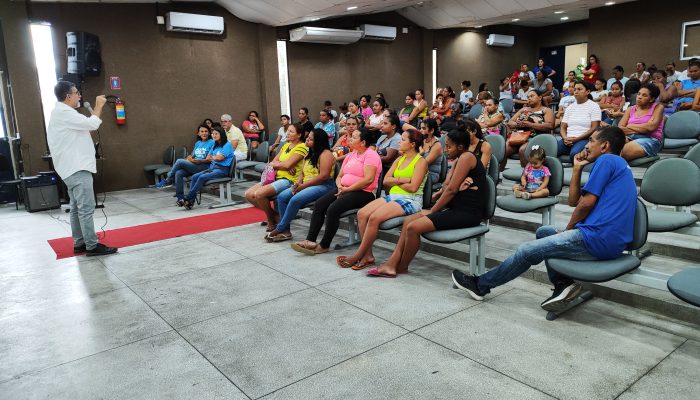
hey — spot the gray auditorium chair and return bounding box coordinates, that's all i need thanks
[487,154,499,184]
[144,145,174,185]
[544,198,648,320]
[662,111,700,150]
[334,173,385,250]
[485,134,505,163]
[497,156,563,226]
[628,128,664,168]
[267,131,278,147]
[154,146,187,181]
[502,134,558,182]
[683,144,700,168]
[563,163,592,186]
[255,141,286,173]
[667,267,700,307]
[500,99,514,115]
[423,175,496,276]
[640,158,700,232]
[194,158,241,209]
[236,141,270,181]
[467,104,483,120]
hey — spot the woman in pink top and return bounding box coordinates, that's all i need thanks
[292,127,382,255]
[359,95,374,120]
[618,83,664,162]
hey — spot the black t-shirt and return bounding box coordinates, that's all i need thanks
[300,120,314,136]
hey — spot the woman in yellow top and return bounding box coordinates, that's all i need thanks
[245,123,308,230]
[337,129,428,270]
[266,128,336,242]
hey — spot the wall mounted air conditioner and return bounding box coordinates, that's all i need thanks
[289,27,363,45]
[360,24,396,41]
[486,34,515,47]
[166,12,224,35]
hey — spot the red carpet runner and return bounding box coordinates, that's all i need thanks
[48,207,266,259]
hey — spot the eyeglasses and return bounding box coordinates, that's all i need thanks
[69,91,81,97]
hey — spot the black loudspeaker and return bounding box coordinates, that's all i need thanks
[22,176,60,212]
[66,32,101,76]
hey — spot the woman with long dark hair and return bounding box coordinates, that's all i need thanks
[267,128,336,242]
[182,126,234,209]
[581,54,600,85]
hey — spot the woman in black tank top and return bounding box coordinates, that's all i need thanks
[368,121,488,278]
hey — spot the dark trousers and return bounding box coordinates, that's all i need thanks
[306,189,375,249]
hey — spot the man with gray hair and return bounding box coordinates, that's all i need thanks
[47,81,117,256]
[220,113,247,160]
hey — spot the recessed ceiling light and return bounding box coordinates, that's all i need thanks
[605,1,615,5]
[347,6,358,10]
[512,18,520,22]
[554,11,564,14]
[560,16,569,20]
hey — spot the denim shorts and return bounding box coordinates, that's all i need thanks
[270,178,293,194]
[628,134,662,156]
[385,194,422,215]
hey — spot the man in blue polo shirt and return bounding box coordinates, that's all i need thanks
[452,126,637,310]
[677,59,700,110]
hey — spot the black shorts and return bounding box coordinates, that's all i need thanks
[426,208,482,231]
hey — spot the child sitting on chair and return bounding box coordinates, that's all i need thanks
[514,145,550,199]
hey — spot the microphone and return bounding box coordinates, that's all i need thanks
[83,101,93,113]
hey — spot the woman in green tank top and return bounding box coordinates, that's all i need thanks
[336,130,428,270]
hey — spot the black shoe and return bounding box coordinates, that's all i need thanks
[73,244,87,253]
[86,243,118,257]
[176,199,185,207]
[541,282,582,312]
[451,269,485,301]
[184,199,194,210]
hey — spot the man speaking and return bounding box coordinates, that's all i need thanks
[47,81,117,256]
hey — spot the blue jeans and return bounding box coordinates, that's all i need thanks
[63,170,98,250]
[477,226,596,293]
[276,180,336,232]
[167,159,210,199]
[557,137,588,163]
[185,165,229,201]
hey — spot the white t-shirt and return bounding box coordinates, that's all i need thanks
[516,89,531,100]
[667,71,682,84]
[46,102,102,179]
[562,99,601,138]
[607,77,629,91]
[368,113,384,128]
[591,90,607,101]
[559,95,576,110]
[277,126,288,142]
[459,90,473,105]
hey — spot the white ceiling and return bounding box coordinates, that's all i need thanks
[31,0,638,29]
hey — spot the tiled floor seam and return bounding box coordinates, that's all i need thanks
[253,332,414,400]
[611,338,689,400]
[412,331,562,400]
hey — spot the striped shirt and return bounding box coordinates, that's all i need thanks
[562,99,600,138]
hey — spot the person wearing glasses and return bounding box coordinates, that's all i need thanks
[47,81,117,256]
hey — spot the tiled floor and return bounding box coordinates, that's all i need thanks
[1,188,698,399]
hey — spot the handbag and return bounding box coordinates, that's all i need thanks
[260,164,276,185]
[507,130,532,146]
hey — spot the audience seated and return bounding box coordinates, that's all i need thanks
[269,114,290,155]
[291,128,381,256]
[459,80,474,109]
[557,81,601,163]
[498,77,513,100]
[181,126,234,210]
[408,89,429,122]
[375,92,389,109]
[665,62,682,84]
[676,59,700,110]
[533,58,556,80]
[606,66,629,92]
[411,118,443,184]
[371,127,488,277]
[503,90,554,170]
[244,123,308,228]
[333,116,358,162]
[693,87,700,112]
[266,128,336,242]
[618,83,664,162]
[323,100,338,121]
[155,125,214,200]
[338,129,428,272]
[337,103,349,126]
[202,118,214,130]
[221,114,244,146]
[518,63,535,85]
[431,87,456,124]
[452,127,636,311]
[399,92,420,128]
[339,100,364,132]
[629,61,651,84]
[581,54,600,85]
[314,109,336,146]
[366,98,386,138]
[591,78,607,102]
[297,107,314,137]
[562,71,576,96]
[651,70,679,117]
[375,113,402,172]
[532,70,554,105]
[241,110,265,150]
[599,81,625,124]
[359,95,374,120]
[513,79,531,108]
[476,98,505,136]
[513,145,551,200]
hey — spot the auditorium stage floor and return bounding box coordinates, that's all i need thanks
[1,188,699,399]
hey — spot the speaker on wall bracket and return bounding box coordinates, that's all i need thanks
[66,31,101,76]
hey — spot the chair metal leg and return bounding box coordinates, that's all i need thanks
[545,290,594,321]
[477,235,486,275]
[209,182,241,209]
[468,238,478,275]
[334,215,360,250]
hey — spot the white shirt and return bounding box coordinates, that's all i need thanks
[47,101,102,179]
[559,95,576,110]
[607,76,629,91]
[667,71,682,84]
[562,99,601,138]
[459,90,473,104]
[368,113,384,128]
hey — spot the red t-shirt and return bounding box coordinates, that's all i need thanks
[583,64,600,84]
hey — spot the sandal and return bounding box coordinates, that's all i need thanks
[313,246,329,255]
[265,224,277,233]
[367,267,396,278]
[270,231,292,242]
[351,259,375,271]
[291,241,318,256]
[336,256,355,268]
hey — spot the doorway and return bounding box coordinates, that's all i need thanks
[538,46,565,91]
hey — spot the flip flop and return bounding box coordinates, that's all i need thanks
[366,267,396,278]
[270,232,293,242]
[265,224,277,233]
[336,256,355,268]
[291,242,318,256]
[351,260,375,271]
